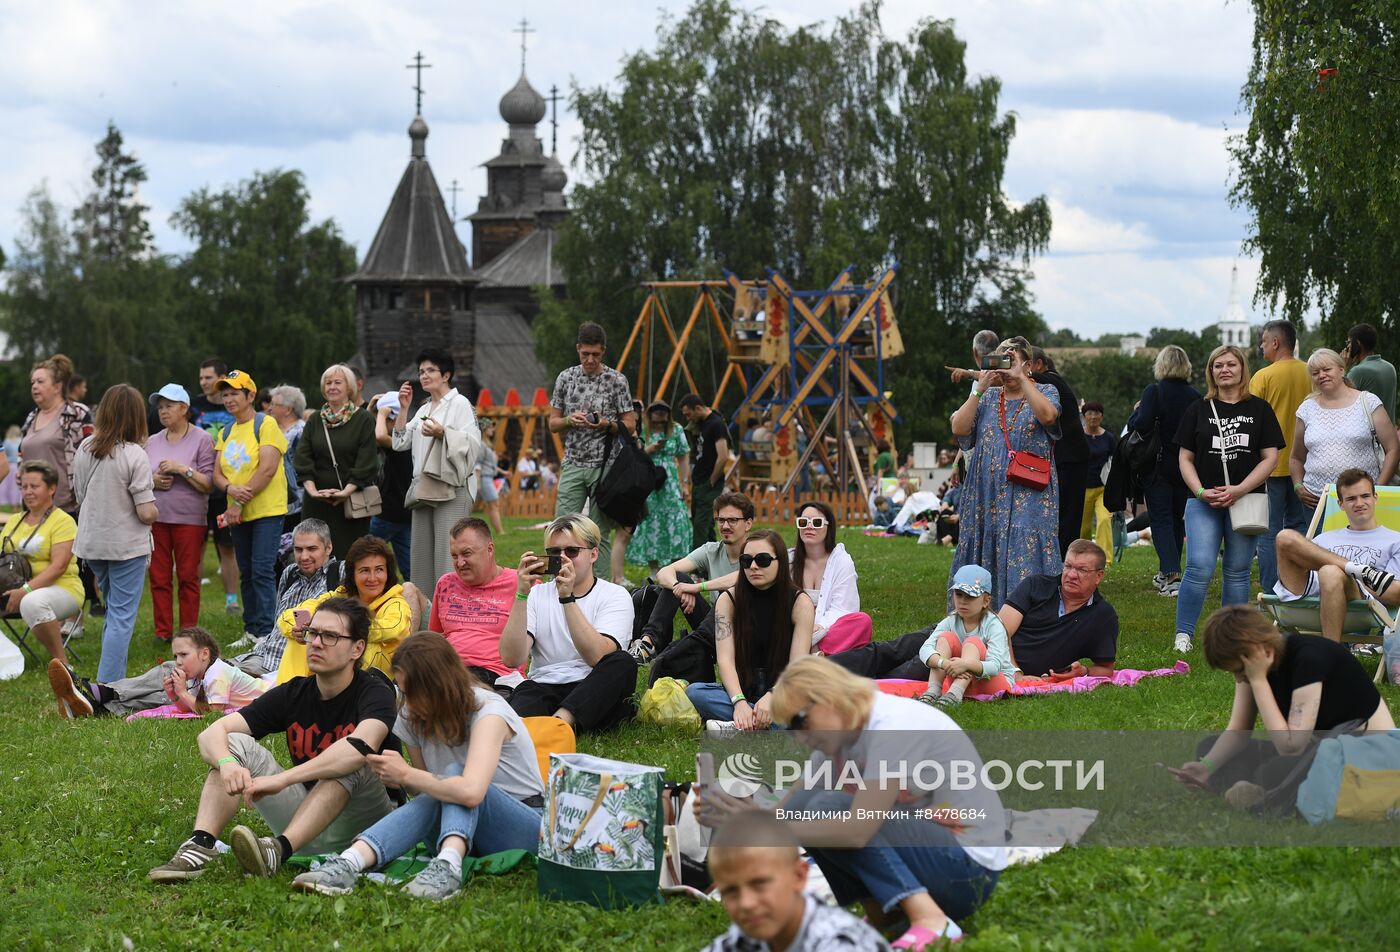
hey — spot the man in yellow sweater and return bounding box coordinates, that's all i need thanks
[1249,319,1312,592]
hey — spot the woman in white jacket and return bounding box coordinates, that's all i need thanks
[789,500,872,654]
[392,348,481,596]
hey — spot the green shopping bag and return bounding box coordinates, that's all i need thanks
[537,752,666,908]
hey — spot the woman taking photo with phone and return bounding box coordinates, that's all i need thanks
[685,529,814,730]
[948,336,1062,606]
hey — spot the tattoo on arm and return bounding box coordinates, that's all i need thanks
[715,614,733,642]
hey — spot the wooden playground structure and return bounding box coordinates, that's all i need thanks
[614,265,904,523]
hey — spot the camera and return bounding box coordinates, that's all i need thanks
[979,354,1012,370]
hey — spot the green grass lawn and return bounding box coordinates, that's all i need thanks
[2,520,1396,950]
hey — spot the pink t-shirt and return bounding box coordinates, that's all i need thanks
[428,566,522,677]
[146,426,216,526]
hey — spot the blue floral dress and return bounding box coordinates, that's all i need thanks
[627,423,692,565]
[950,384,1062,607]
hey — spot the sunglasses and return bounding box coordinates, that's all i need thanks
[289,626,349,647]
[795,517,827,530]
[739,552,777,569]
[546,546,587,559]
[786,705,812,731]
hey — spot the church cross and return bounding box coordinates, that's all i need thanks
[406,51,433,115]
[546,84,563,154]
[515,18,535,73]
[448,179,462,220]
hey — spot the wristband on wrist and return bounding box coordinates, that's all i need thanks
[217,756,237,766]
[1293,483,1305,494]
[1200,755,1216,775]
[699,580,709,594]
[23,583,32,594]
[1193,487,1205,499]
[515,590,530,601]
[730,693,746,704]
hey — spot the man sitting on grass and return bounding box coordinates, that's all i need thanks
[1272,468,1400,641]
[701,811,890,952]
[148,597,397,883]
[827,540,1117,684]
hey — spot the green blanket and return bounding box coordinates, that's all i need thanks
[288,846,536,885]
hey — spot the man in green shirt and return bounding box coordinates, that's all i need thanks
[1344,323,1397,424]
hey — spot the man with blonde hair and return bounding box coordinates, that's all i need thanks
[500,513,638,732]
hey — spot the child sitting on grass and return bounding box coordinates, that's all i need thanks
[700,810,889,952]
[917,564,1015,708]
[47,626,268,718]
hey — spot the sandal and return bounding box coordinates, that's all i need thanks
[628,635,657,663]
[892,921,963,949]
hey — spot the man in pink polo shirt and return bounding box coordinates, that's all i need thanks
[428,517,523,692]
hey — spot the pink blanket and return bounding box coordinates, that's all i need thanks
[876,661,1190,702]
[125,704,243,722]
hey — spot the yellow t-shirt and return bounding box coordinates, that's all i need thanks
[274,584,412,684]
[215,414,289,522]
[1249,358,1313,477]
[1,508,83,606]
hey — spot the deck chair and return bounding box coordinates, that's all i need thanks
[1257,483,1400,685]
[1,600,85,667]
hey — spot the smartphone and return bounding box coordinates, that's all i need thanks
[696,752,716,791]
[979,353,1011,370]
[294,609,311,629]
[534,552,563,577]
[587,411,601,426]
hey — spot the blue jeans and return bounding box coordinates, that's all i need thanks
[89,555,150,682]
[1256,476,1309,593]
[1144,475,1189,576]
[686,681,736,721]
[1175,497,1256,637]
[368,516,412,584]
[356,775,542,865]
[795,791,999,918]
[231,515,282,637]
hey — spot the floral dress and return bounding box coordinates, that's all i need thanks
[627,423,692,565]
[950,384,1062,607]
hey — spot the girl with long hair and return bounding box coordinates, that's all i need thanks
[290,631,544,901]
[789,499,870,653]
[686,529,814,730]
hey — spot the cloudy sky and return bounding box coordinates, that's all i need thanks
[0,0,1263,337]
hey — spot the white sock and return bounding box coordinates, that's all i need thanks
[437,844,465,873]
[1345,561,1366,578]
[338,848,367,873]
[945,678,969,702]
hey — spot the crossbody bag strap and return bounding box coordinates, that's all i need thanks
[1209,399,1233,489]
[2,508,47,553]
[321,418,345,490]
[998,391,1015,454]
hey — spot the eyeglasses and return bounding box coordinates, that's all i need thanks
[546,546,587,559]
[290,626,349,647]
[795,517,827,530]
[1061,562,1103,577]
[786,705,812,731]
[739,552,777,569]
[716,516,747,526]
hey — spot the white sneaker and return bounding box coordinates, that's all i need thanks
[228,632,261,650]
[1173,633,1193,653]
[917,529,936,545]
[704,719,738,735]
[1151,573,1167,593]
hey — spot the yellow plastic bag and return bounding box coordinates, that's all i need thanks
[638,677,701,730]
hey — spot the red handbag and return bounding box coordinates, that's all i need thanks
[999,392,1052,491]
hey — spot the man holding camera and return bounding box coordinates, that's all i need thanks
[501,513,638,733]
[548,322,638,572]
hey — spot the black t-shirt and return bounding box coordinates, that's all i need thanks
[1268,634,1381,731]
[692,412,730,483]
[1173,395,1285,493]
[377,446,413,524]
[1032,371,1088,463]
[1085,431,1117,489]
[240,667,398,772]
[1004,574,1118,676]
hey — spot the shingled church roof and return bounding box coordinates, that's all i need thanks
[350,116,474,285]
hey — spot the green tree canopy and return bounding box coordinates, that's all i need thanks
[1230,0,1400,338]
[541,0,1051,441]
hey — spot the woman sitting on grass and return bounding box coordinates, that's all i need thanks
[290,631,544,901]
[917,564,1015,708]
[47,626,267,718]
[685,530,814,730]
[1171,605,1396,807]
[275,535,416,683]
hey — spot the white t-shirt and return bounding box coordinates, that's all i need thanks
[393,687,544,803]
[525,578,634,684]
[810,692,1008,871]
[1314,525,1400,575]
[1297,392,1384,494]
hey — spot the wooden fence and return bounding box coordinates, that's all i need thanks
[491,487,869,526]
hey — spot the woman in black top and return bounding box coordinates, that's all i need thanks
[685,529,814,730]
[1127,345,1203,595]
[1171,345,1284,653]
[1171,605,1394,806]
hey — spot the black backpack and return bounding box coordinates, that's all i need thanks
[591,432,666,530]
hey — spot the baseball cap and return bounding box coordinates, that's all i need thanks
[149,383,191,408]
[950,564,992,598]
[216,370,257,394]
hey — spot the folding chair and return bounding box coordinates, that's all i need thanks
[1257,483,1400,685]
[1,600,85,667]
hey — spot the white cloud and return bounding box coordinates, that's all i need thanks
[1045,198,1155,255]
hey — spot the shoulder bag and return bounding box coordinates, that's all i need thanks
[1210,399,1268,536]
[0,511,47,594]
[999,390,1051,491]
[1360,393,1385,475]
[321,418,383,520]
